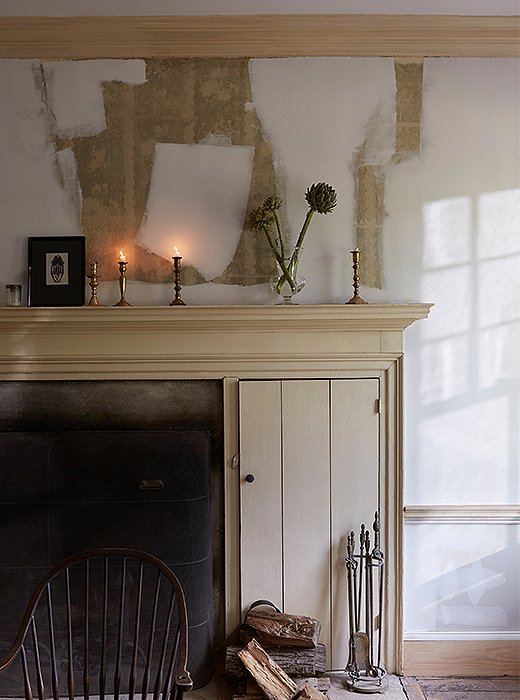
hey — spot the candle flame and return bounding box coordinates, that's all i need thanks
[173,246,181,257]
[118,250,126,262]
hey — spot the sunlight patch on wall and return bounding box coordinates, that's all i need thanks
[414,396,512,505]
[404,522,519,635]
[422,196,471,270]
[478,189,520,259]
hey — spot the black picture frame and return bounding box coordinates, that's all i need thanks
[28,236,86,307]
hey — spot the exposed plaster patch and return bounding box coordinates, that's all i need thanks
[198,133,233,146]
[394,59,424,161]
[55,58,276,284]
[353,103,395,288]
[353,60,423,288]
[55,147,82,228]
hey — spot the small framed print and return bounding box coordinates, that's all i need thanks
[28,236,86,307]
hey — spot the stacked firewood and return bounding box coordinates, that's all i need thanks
[226,603,329,700]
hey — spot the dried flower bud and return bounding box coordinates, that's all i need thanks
[248,207,272,231]
[305,182,337,214]
[262,196,283,212]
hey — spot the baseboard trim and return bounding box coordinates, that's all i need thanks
[403,640,520,676]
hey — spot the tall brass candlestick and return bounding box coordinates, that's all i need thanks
[86,261,103,306]
[114,260,132,306]
[346,248,367,305]
[170,255,186,306]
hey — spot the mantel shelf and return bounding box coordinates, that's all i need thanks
[0,303,431,329]
[0,303,431,380]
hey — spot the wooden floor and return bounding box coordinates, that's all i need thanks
[401,676,520,700]
[199,673,520,699]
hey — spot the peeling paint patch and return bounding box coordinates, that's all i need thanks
[394,59,424,161]
[354,157,387,289]
[353,60,423,288]
[55,147,82,228]
[354,104,396,289]
[55,58,276,284]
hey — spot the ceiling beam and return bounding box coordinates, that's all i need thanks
[0,14,518,59]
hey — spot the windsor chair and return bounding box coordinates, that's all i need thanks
[0,548,193,700]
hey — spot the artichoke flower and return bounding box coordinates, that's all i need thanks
[248,182,338,299]
[305,182,338,214]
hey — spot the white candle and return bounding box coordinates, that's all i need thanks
[118,250,126,262]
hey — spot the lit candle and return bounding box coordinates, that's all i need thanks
[118,250,126,262]
[173,246,182,259]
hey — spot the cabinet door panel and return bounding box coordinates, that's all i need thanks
[330,378,380,670]
[282,380,331,653]
[239,380,283,612]
[240,378,380,670]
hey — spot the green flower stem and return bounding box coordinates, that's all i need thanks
[261,227,297,292]
[293,209,314,253]
[272,210,285,259]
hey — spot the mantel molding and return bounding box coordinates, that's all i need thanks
[0,15,517,59]
[0,304,431,380]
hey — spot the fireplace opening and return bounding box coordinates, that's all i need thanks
[0,380,224,691]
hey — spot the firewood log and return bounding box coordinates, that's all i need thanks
[245,608,321,648]
[238,639,300,700]
[226,642,327,678]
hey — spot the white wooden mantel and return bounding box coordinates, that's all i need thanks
[0,303,431,673]
[0,304,430,378]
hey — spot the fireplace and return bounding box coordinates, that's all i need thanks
[0,379,223,690]
[0,304,431,675]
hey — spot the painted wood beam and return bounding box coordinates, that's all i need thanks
[0,14,518,59]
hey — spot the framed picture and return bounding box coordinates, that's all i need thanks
[28,236,86,307]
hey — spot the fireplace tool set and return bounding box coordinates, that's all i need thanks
[345,511,387,694]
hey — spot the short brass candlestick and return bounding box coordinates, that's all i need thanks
[114,260,132,306]
[169,256,186,306]
[86,261,103,306]
[346,248,367,305]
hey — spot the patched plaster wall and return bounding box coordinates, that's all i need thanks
[0,54,519,639]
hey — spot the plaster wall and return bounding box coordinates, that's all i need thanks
[0,54,518,638]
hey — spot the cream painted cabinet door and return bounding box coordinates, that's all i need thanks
[239,378,380,669]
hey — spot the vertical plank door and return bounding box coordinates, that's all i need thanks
[239,380,283,612]
[281,380,331,656]
[330,378,380,670]
[240,378,380,669]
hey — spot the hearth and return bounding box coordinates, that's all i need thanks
[0,380,223,690]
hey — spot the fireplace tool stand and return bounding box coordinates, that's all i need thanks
[345,511,387,694]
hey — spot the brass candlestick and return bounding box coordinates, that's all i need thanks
[114,260,132,307]
[169,256,186,306]
[346,248,367,305]
[86,261,103,306]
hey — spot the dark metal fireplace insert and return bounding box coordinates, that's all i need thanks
[0,380,223,691]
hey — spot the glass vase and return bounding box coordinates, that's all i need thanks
[270,249,306,305]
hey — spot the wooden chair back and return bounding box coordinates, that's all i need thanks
[0,548,193,700]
